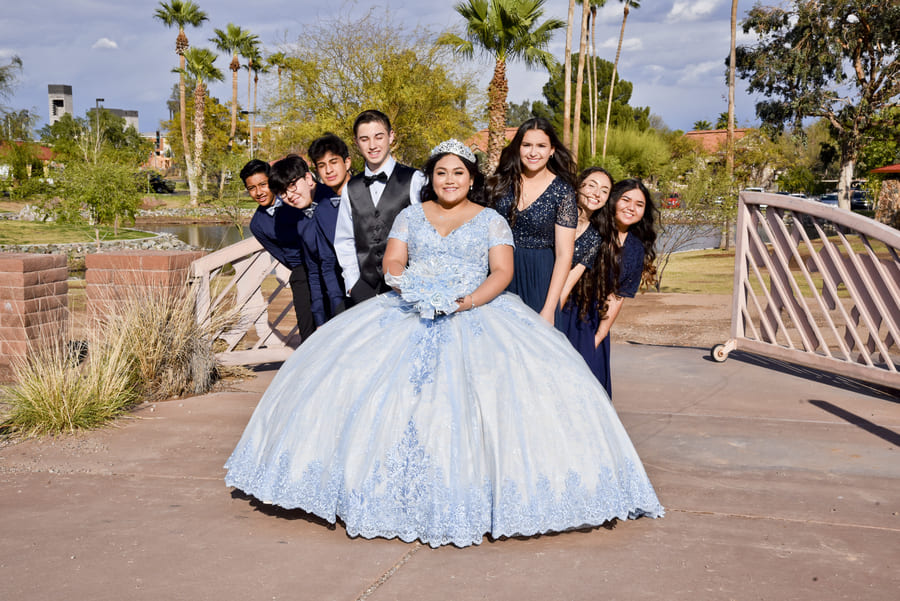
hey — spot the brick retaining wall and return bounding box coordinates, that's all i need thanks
[0,253,69,382]
[85,250,205,317]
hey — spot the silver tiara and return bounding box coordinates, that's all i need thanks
[430,139,476,164]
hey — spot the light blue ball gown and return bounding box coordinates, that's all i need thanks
[225,203,662,548]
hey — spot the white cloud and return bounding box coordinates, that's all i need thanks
[599,37,643,52]
[92,38,118,50]
[667,0,719,23]
[676,61,723,86]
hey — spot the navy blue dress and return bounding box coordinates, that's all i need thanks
[493,177,576,313]
[556,231,645,397]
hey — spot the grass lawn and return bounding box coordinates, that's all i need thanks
[658,248,736,294]
[0,221,153,245]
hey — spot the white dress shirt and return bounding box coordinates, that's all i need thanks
[334,155,426,293]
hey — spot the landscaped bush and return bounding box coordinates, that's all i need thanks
[1,282,233,436]
[0,332,139,436]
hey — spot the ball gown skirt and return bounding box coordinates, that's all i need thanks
[224,291,663,548]
[556,304,612,396]
[507,246,555,314]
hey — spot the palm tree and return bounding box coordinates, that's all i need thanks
[0,55,23,101]
[724,0,739,250]
[589,1,602,155]
[177,47,223,205]
[153,1,208,188]
[249,55,270,158]
[571,0,600,164]
[210,23,256,151]
[601,0,639,159]
[241,41,262,154]
[562,0,577,146]
[439,0,564,173]
[693,119,713,131]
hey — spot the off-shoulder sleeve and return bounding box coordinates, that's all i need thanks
[555,180,577,228]
[388,206,411,243]
[486,209,515,248]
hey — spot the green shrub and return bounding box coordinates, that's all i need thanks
[1,334,139,437]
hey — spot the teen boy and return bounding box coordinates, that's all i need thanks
[333,110,426,304]
[242,158,316,342]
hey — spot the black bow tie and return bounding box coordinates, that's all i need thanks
[363,172,388,186]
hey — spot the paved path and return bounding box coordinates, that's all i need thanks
[1,344,898,600]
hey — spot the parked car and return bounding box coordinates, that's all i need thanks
[850,190,872,211]
[148,172,175,194]
[663,193,680,209]
[818,193,839,207]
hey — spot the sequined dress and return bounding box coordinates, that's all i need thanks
[493,176,577,312]
[224,204,662,548]
[556,231,646,397]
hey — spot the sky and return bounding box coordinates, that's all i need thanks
[1,0,762,137]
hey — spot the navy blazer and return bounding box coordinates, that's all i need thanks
[250,201,343,326]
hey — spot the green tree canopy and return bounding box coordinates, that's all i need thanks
[438,0,564,171]
[536,54,649,161]
[40,110,151,167]
[735,0,900,210]
[265,8,477,168]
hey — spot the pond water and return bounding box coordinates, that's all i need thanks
[138,223,254,251]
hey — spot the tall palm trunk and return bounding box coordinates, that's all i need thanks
[722,0,738,249]
[251,71,259,158]
[562,0,577,146]
[176,29,197,206]
[190,82,206,206]
[602,5,630,159]
[572,0,591,164]
[229,55,239,150]
[487,58,509,175]
[590,7,598,156]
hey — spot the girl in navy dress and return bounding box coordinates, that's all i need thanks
[488,118,577,324]
[557,178,658,397]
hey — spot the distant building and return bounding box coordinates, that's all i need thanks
[683,128,750,153]
[47,85,73,125]
[466,127,519,154]
[107,109,139,131]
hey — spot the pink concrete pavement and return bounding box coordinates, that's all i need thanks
[1,343,898,601]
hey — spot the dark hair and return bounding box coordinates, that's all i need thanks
[571,178,658,321]
[487,117,577,224]
[575,166,613,216]
[239,159,270,185]
[421,152,486,206]
[268,154,310,195]
[308,133,350,163]
[353,109,392,137]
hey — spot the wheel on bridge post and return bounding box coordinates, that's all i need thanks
[711,343,730,363]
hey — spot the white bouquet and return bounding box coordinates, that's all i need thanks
[385,256,467,319]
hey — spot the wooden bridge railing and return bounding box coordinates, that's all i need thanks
[712,192,900,389]
[189,237,299,365]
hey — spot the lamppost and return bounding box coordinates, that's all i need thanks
[94,98,104,134]
[240,110,256,158]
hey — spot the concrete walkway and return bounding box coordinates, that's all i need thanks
[1,344,898,600]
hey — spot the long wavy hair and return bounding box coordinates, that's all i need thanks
[486,118,576,225]
[571,178,658,321]
[421,152,487,206]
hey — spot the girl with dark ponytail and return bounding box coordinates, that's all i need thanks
[557,178,658,397]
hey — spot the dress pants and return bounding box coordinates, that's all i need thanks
[289,264,316,343]
[348,278,390,307]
